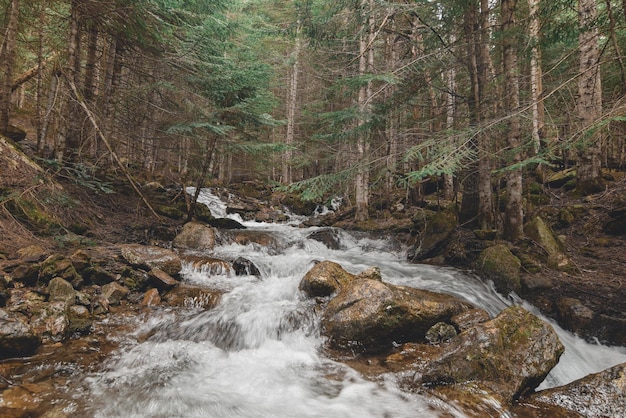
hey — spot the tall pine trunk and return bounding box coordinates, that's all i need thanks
[576,0,603,194]
[502,0,524,241]
[0,0,20,134]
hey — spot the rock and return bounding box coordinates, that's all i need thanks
[182,256,232,276]
[205,218,246,229]
[545,168,576,188]
[232,257,261,277]
[355,266,382,282]
[66,305,92,334]
[475,244,521,294]
[69,249,91,273]
[16,245,48,262]
[30,301,68,339]
[141,288,161,307]
[555,297,594,337]
[47,277,76,307]
[120,244,181,276]
[83,265,117,286]
[307,228,343,250]
[408,210,457,261]
[121,268,148,291]
[148,268,179,291]
[0,308,41,359]
[450,308,490,332]
[10,263,40,286]
[164,284,221,309]
[299,261,356,298]
[39,254,82,286]
[425,322,457,345]
[524,217,570,270]
[417,305,564,401]
[172,222,216,251]
[101,282,130,305]
[526,362,626,418]
[321,278,473,352]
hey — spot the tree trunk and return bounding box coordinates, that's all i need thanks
[0,0,20,134]
[528,0,544,154]
[502,0,524,241]
[283,20,302,184]
[460,0,494,229]
[576,0,603,194]
[354,0,373,222]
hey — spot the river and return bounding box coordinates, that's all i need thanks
[79,189,626,417]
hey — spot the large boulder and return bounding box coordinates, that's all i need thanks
[47,277,76,307]
[475,244,521,294]
[321,278,473,352]
[299,261,356,298]
[172,222,216,251]
[525,362,626,418]
[0,309,41,359]
[416,305,564,401]
[39,254,82,287]
[120,244,181,276]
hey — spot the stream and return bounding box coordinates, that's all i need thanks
[78,189,626,417]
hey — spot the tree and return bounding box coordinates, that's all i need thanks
[502,0,524,241]
[0,0,20,133]
[576,0,603,194]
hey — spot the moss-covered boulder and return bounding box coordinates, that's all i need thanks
[524,216,570,270]
[39,254,82,287]
[408,210,457,262]
[475,244,521,295]
[417,305,564,402]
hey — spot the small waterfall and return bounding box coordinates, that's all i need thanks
[82,191,626,417]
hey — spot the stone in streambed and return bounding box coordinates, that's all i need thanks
[524,362,626,418]
[321,278,473,353]
[148,268,179,291]
[120,244,181,276]
[172,222,216,251]
[0,308,41,359]
[299,261,356,298]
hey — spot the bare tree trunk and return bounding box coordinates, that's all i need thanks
[502,0,524,241]
[444,34,457,201]
[528,0,544,154]
[354,0,374,222]
[0,0,20,133]
[283,20,302,184]
[576,0,603,194]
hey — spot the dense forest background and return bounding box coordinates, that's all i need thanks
[1,0,625,239]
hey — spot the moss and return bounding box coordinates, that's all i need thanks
[476,245,521,295]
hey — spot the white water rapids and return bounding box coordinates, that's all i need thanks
[82,189,626,417]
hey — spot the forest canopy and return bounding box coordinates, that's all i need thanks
[1,0,625,236]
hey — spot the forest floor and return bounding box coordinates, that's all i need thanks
[1,133,625,346]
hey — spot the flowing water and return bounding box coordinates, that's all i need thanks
[80,189,626,417]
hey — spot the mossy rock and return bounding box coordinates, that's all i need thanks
[476,244,521,295]
[524,216,570,270]
[5,197,62,234]
[156,205,185,220]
